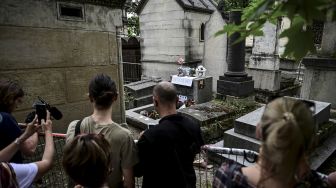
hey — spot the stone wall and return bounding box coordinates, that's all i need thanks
[139,0,185,80]
[139,0,214,81]
[184,12,211,61]
[0,0,124,133]
[203,10,227,92]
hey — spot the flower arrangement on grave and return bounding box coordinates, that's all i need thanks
[196,65,207,77]
[177,57,194,77]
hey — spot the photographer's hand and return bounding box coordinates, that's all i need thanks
[21,115,40,140]
[42,110,53,133]
[0,116,40,161]
[20,115,40,156]
[34,110,55,181]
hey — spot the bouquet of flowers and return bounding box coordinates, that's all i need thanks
[177,57,185,65]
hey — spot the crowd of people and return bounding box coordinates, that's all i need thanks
[0,74,335,188]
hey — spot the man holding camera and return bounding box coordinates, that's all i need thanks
[136,81,204,188]
[0,80,39,163]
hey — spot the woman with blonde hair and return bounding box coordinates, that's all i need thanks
[213,97,330,188]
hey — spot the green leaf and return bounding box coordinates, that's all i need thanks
[215,24,241,37]
[215,29,227,37]
[248,1,272,21]
[280,17,316,61]
[250,29,264,36]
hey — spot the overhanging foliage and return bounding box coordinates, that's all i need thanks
[216,0,336,61]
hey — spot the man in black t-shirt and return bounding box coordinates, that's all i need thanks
[136,81,204,188]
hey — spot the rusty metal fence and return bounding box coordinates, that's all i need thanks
[122,62,142,84]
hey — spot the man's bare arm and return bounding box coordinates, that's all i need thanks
[122,168,135,188]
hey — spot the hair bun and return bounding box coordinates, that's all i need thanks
[283,112,295,122]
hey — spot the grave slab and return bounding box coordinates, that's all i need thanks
[235,97,331,138]
[124,79,157,98]
[177,101,229,127]
[215,119,336,170]
[126,104,159,130]
[223,120,336,170]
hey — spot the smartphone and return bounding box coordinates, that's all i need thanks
[35,104,47,125]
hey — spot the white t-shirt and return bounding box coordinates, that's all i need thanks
[10,163,38,188]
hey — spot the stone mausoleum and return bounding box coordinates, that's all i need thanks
[0,0,126,133]
[136,0,227,91]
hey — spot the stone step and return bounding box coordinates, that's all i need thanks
[223,128,261,152]
[311,123,336,170]
[234,97,331,139]
[134,95,153,108]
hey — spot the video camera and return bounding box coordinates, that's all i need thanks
[25,96,63,124]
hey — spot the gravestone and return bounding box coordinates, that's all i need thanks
[126,104,159,130]
[126,101,232,142]
[300,21,336,108]
[222,97,336,170]
[217,11,254,98]
[178,101,229,127]
[228,97,331,142]
[247,21,281,91]
[124,79,161,109]
[172,76,213,104]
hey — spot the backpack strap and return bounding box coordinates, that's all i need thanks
[74,119,83,137]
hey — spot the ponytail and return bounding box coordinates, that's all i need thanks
[258,97,315,186]
[88,74,118,110]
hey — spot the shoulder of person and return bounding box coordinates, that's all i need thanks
[0,112,15,123]
[68,116,91,128]
[213,160,248,188]
[0,112,20,133]
[66,117,90,142]
[220,159,243,174]
[104,122,133,140]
